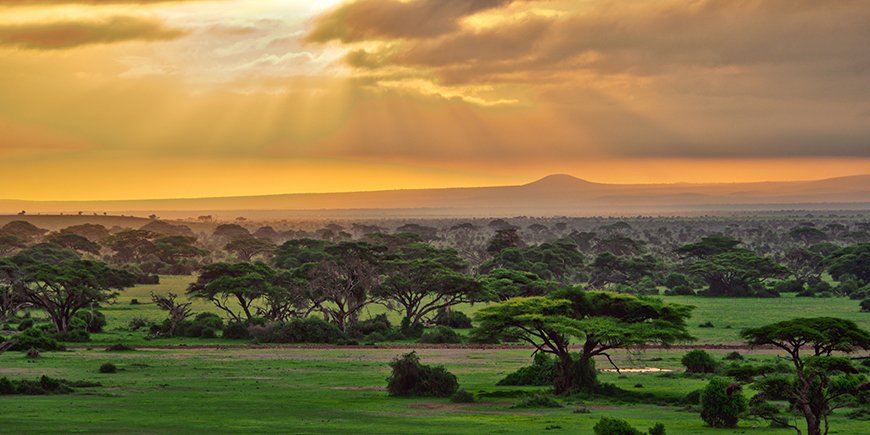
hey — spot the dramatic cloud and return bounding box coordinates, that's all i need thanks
[307,0,520,42]
[0,15,186,50]
[0,0,869,200]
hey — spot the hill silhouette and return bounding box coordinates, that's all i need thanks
[1,174,868,218]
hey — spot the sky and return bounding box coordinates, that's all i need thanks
[1,0,869,201]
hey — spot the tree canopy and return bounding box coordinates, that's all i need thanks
[474,288,693,394]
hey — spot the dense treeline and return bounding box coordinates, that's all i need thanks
[1,215,869,342]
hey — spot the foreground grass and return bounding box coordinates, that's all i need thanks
[3,347,858,434]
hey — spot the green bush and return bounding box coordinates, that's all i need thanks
[861,299,870,312]
[222,321,251,339]
[399,317,424,339]
[700,377,747,428]
[497,352,556,386]
[0,376,100,395]
[17,319,34,331]
[723,351,743,361]
[99,363,117,374]
[433,308,473,328]
[592,417,642,435]
[52,318,90,342]
[450,389,475,403]
[105,344,135,352]
[73,309,106,333]
[419,326,461,344]
[348,315,403,341]
[10,328,64,351]
[252,317,346,344]
[512,393,562,408]
[681,350,718,374]
[386,352,458,397]
[128,317,152,331]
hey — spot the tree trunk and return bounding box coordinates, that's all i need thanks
[803,407,821,435]
[553,354,598,395]
[553,354,576,395]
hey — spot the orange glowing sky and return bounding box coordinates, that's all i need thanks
[1,0,869,201]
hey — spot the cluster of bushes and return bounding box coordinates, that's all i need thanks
[3,328,65,352]
[0,376,99,395]
[347,314,403,342]
[432,308,472,329]
[419,326,461,344]
[593,418,665,435]
[386,352,458,397]
[251,317,347,344]
[148,313,227,338]
[497,352,556,386]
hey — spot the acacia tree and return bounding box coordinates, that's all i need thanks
[688,250,788,296]
[151,292,192,336]
[307,241,383,331]
[0,234,25,256]
[16,260,135,333]
[480,268,560,301]
[474,289,693,394]
[742,318,870,435]
[825,243,870,285]
[374,245,483,327]
[187,262,276,325]
[0,259,24,324]
[103,230,158,263]
[46,233,101,255]
[225,236,276,261]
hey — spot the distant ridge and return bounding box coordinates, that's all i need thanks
[1,174,868,218]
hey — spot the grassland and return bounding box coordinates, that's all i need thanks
[3,276,869,434]
[4,347,865,434]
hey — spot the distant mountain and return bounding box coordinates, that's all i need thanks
[1,174,869,218]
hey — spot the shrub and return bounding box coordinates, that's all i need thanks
[682,350,718,374]
[17,319,34,331]
[99,363,117,374]
[512,393,562,408]
[861,299,870,313]
[130,299,140,305]
[0,376,99,395]
[450,389,475,403]
[433,308,473,329]
[105,344,135,352]
[648,423,666,435]
[348,315,403,342]
[128,317,151,331]
[683,389,702,405]
[698,321,714,328]
[498,352,556,386]
[592,417,642,435]
[51,318,90,342]
[773,279,804,294]
[700,377,747,428]
[171,312,225,338]
[10,328,64,351]
[386,352,458,397]
[399,317,424,339]
[419,326,462,344]
[26,348,40,359]
[73,309,107,333]
[222,321,251,339]
[252,317,346,344]
[723,351,743,361]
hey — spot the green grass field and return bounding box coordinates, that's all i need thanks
[3,347,864,434]
[3,276,869,433]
